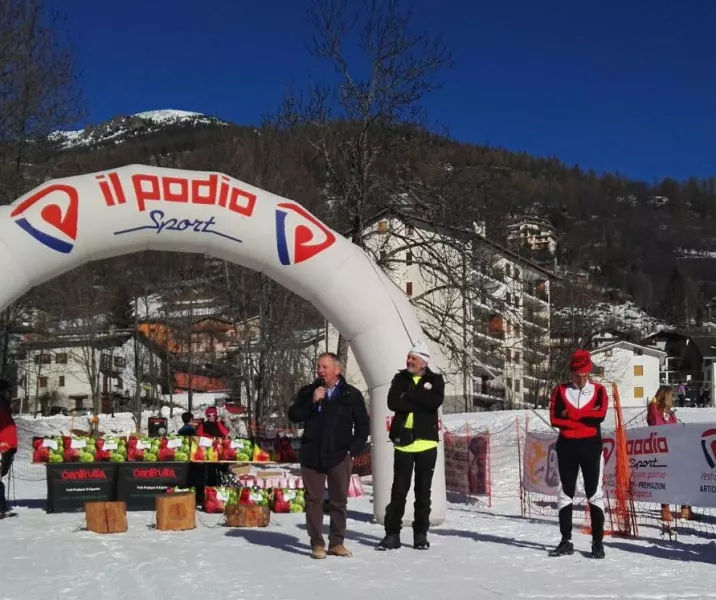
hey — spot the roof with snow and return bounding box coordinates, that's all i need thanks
[591,340,667,362]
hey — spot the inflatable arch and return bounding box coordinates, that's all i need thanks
[0,165,446,524]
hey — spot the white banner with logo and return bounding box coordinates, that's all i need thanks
[522,424,716,507]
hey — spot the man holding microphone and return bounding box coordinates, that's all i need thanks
[288,352,370,559]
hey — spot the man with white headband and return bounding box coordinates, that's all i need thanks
[377,340,444,551]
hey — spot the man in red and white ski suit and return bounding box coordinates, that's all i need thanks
[548,350,608,559]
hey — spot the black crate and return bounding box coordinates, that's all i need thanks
[46,462,119,513]
[147,417,168,437]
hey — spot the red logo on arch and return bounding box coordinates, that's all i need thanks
[275,202,336,265]
[10,184,79,254]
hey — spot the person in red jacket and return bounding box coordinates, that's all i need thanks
[196,406,229,438]
[548,350,608,559]
[0,379,17,517]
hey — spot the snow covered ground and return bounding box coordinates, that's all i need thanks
[4,410,716,599]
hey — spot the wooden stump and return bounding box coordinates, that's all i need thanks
[85,501,128,534]
[225,504,270,528]
[155,491,196,531]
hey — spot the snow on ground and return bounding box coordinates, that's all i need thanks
[4,409,716,599]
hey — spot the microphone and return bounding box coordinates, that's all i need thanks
[317,378,325,412]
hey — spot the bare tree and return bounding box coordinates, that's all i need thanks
[273,0,452,363]
[0,0,84,204]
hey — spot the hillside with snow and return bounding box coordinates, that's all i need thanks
[48,109,229,149]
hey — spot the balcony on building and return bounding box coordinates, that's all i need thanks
[523,279,549,305]
[523,309,549,331]
[100,354,126,376]
[486,315,506,340]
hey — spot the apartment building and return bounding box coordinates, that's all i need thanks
[344,209,558,412]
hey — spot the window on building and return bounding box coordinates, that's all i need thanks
[39,377,48,388]
[506,377,513,389]
[74,398,83,410]
[55,353,68,364]
[406,251,413,265]
[58,376,65,387]
[379,250,387,261]
[634,387,644,399]
[117,376,123,390]
[34,354,52,365]
[515,352,521,364]
[505,264,512,277]
[406,281,413,296]
[515,379,521,392]
[633,365,644,376]
[505,292,512,306]
[406,225,415,237]
[514,268,521,281]
[114,356,126,368]
[506,349,512,362]
[515,324,521,337]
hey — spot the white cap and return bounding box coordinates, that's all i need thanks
[408,340,430,364]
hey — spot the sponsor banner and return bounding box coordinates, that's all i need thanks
[46,462,119,513]
[444,432,489,496]
[117,462,191,510]
[522,432,560,495]
[522,423,716,507]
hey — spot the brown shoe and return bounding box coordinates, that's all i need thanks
[327,544,353,557]
[311,545,327,559]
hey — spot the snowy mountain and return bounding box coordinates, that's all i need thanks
[48,109,229,150]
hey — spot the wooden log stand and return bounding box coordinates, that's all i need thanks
[155,491,196,531]
[85,501,128,534]
[225,504,270,528]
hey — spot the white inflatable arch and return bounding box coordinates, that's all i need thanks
[0,165,446,524]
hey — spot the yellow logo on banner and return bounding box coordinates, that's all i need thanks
[525,437,547,485]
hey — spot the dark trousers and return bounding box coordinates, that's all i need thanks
[556,437,604,542]
[384,447,438,536]
[0,449,15,513]
[302,454,352,548]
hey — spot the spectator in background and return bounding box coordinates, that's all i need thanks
[676,382,687,408]
[197,406,229,438]
[177,412,196,436]
[0,379,17,517]
[699,386,710,408]
[648,385,694,521]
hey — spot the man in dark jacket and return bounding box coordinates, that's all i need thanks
[377,340,444,551]
[288,352,369,560]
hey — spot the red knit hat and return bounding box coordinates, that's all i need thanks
[570,349,593,374]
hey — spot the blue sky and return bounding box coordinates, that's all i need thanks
[47,0,715,182]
